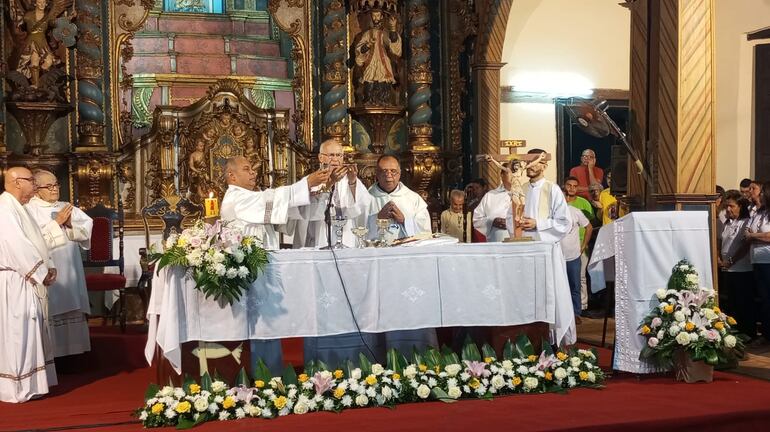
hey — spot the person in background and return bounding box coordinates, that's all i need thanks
[719,191,755,339]
[716,185,727,241]
[746,181,770,345]
[465,178,489,242]
[594,170,622,225]
[562,204,593,324]
[564,176,595,313]
[749,180,762,217]
[740,178,753,200]
[441,189,472,242]
[569,149,604,200]
[473,163,513,243]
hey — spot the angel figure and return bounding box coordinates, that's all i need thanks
[9,0,75,88]
[188,139,209,201]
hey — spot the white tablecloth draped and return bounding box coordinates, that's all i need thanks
[145,242,576,374]
[588,211,713,373]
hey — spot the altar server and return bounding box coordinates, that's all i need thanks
[516,149,572,242]
[473,162,513,242]
[26,169,93,358]
[0,166,62,402]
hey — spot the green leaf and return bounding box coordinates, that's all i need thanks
[282,364,299,386]
[200,372,212,392]
[235,367,250,387]
[386,348,407,374]
[481,343,497,360]
[423,347,442,369]
[182,375,196,394]
[461,339,482,362]
[305,360,318,376]
[144,383,160,401]
[442,351,460,367]
[253,359,273,383]
[358,352,372,375]
[502,339,514,360]
[514,334,535,358]
[540,339,555,356]
[430,387,457,403]
[176,416,195,430]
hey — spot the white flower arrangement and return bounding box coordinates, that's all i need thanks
[151,220,269,305]
[638,260,745,369]
[137,339,605,428]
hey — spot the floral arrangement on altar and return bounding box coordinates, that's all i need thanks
[150,220,269,305]
[137,337,604,428]
[638,260,745,374]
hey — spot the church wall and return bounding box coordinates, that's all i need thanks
[714,0,770,188]
[499,0,631,182]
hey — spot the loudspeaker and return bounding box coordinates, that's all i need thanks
[610,144,628,196]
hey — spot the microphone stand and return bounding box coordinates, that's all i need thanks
[324,182,336,249]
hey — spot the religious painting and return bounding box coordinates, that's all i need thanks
[351,120,372,153]
[164,0,224,13]
[385,117,407,154]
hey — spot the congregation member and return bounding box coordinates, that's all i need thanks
[26,169,93,358]
[515,149,572,242]
[718,191,755,339]
[594,170,621,225]
[292,139,369,249]
[562,197,593,324]
[564,176,595,312]
[473,162,513,242]
[740,178,753,200]
[746,181,770,345]
[366,155,437,354]
[0,167,61,403]
[464,178,488,213]
[568,148,604,200]
[440,189,472,242]
[220,156,329,374]
[749,180,762,217]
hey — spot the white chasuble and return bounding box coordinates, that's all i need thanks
[473,185,512,242]
[520,178,572,243]
[0,192,58,403]
[366,183,431,240]
[26,196,93,357]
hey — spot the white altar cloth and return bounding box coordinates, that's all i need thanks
[145,242,576,373]
[588,211,713,373]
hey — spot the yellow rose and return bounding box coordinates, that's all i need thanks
[188,384,200,395]
[469,378,480,389]
[333,387,345,399]
[727,316,737,326]
[418,364,427,372]
[274,396,288,409]
[254,380,265,388]
[222,396,236,409]
[641,325,651,335]
[511,376,522,387]
[175,401,192,414]
[579,371,589,381]
[556,352,568,361]
[527,355,537,362]
[713,306,721,314]
[392,373,401,381]
[298,374,309,383]
[365,375,377,386]
[151,403,164,415]
[545,371,553,381]
[333,369,344,379]
[664,305,674,314]
[177,238,188,247]
[714,321,724,330]
[685,322,695,332]
[484,357,493,364]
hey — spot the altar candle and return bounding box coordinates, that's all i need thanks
[204,192,219,218]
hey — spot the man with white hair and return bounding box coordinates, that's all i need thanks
[568,148,604,200]
[26,169,93,358]
[0,166,62,402]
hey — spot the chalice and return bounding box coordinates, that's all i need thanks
[351,226,369,249]
[376,218,390,246]
[331,215,348,249]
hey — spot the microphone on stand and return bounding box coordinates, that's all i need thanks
[324,182,337,249]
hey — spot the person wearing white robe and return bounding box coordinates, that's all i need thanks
[366,155,431,241]
[473,163,513,242]
[0,167,62,403]
[292,139,371,249]
[26,169,93,358]
[365,155,437,355]
[295,140,379,367]
[220,156,329,375]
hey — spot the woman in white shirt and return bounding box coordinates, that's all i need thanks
[746,181,770,343]
[719,191,754,338]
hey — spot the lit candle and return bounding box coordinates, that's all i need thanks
[204,192,219,218]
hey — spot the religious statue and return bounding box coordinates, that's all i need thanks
[351,5,402,106]
[8,0,76,89]
[188,139,209,200]
[483,153,545,238]
[174,0,206,13]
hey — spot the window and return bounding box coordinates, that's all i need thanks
[164,0,224,13]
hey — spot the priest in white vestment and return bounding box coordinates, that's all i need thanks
[365,155,437,355]
[292,139,370,249]
[366,155,432,240]
[473,162,513,242]
[294,140,380,367]
[0,167,62,403]
[220,156,329,375]
[26,169,93,358]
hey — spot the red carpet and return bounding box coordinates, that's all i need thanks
[2,327,770,432]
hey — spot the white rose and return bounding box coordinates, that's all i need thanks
[371,364,384,376]
[490,375,505,390]
[570,357,581,368]
[587,372,596,383]
[160,386,174,397]
[211,381,227,393]
[355,394,368,407]
[657,330,665,339]
[194,397,209,412]
[554,367,567,380]
[675,332,691,345]
[669,325,681,336]
[724,334,737,348]
[444,364,462,377]
[523,377,539,390]
[689,332,699,342]
[351,368,362,380]
[501,360,513,371]
[674,311,686,322]
[702,308,717,321]
[685,274,699,285]
[447,386,462,399]
[293,401,309,415]
[648,337,659,348]
[246,404,261,417]
[656,288,667,300]
[381,386,393,399]
[403,366,417,379]
[226,267,238,279]
[416,384,431,399]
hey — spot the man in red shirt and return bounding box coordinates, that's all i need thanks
[569,149,604,200]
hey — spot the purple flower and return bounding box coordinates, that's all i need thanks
[312,372,334,395]
[535,352,557,371]
[232,385,254,404]
[464,360,491,378]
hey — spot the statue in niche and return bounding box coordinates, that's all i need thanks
[351,6,402,106]
[8,0,76,89]
[174,0,207,13]
[188,139,210,200]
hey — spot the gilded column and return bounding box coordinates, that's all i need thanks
[75,0,107,151]
[321,0,349,144]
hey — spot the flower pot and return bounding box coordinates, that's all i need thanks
[673,350,714,383]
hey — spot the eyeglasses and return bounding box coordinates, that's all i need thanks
[377,168,400,176]
[320,153,345,159]
[38,183,60,191]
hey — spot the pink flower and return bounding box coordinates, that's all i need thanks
[312,372,334,395]
[651,317,663,328]
[706,329,720,342]
[464,360,491,378]
[648,337,659,348]
[535,351,557,371]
